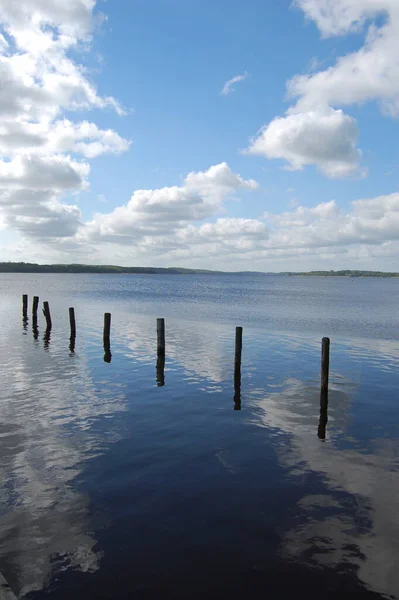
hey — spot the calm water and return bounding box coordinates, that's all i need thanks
[0,274,398,599]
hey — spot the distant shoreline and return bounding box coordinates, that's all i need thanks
[0,263,398,278]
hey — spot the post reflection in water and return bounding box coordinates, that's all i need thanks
[318,389,328,440]
[69,334,76,355]
[104,339,112,363]
[22,315,28,334]
[156,351,165,386]
[233,369,241,410]
[32,316,39,341]
[43,328,51,349]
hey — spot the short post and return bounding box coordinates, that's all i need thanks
[103,313,111,344]
[318,337,330,440]
[157,318,165,356]
[234,327,243,410]
[42,301,52,330]
[103,313,112,362]
[22,295,28,319]
[69,307,76,338]
[32,296,39,318]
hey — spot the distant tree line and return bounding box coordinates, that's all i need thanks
[0,262,218,275]
[289,270,399,278]
[0,263,397,277]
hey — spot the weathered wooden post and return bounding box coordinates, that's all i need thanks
[22,295,28,319]
[321,337,330,399]
[157,318,165,356]
[234,327,243,410]
[69,307,76,338]
[318,337,330,440]
[42,301,52,330]
[103,313,111,344]
[32,296,39,318]
[103,313,112,363]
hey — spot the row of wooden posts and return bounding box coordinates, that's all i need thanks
[22,295,330,437]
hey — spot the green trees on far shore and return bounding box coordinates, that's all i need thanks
[0,263,398,277]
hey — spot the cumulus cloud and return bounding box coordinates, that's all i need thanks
[84,163,259,244]
[246,106,361,177]
[291,0,399,116]
[74,170,399,269]
[263,193,399,250]
[0,120,130,158]
[221,72,248,96]
[248,0,399,177]
[0,0,129,241]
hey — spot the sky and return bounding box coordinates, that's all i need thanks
[0,0,399,271]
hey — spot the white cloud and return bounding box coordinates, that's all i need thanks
[84,162,259,244]
[221,72,248,96]
[291,1,399,116]
[263,193,399,250]
[0,120,130,159]
[246,106,362,178]
[294,0,395,37]
[0,155,89,190]
[0,0,129,242]
[248,0,399,177]
[72,182,399,269]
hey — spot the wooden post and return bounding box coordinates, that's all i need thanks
[157,318,165,356]
[103,313,112,362]
[103,313,111,343]
[321,337,330,399]
[42,301,52,330]
[318,337,330,440]
[32,296,39,318]
[69,307,76,338]
[234,327,243,410]
[22,294,28,318]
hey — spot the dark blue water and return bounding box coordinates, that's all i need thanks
[0,274,398,599]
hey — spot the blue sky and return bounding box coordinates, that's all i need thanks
[0,0,399,270]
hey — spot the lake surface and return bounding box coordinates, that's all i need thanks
[0,273,398,599]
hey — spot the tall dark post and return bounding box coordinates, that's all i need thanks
[22,295,28,332]
[103,313,112,363]
[156,318,165,385]
[320,337,330,399]
[69,307,76,354]
[157,318,165,356]
[318,337,330,440]
[234,327,243,410]
[32,296,39,340]
[22,295,28,318]
[69,307,76,337]
[103,313,111,343]
[32,296,39,318]
[42,301,52,331]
